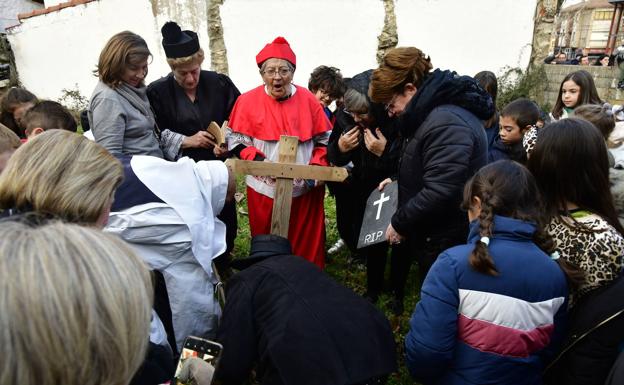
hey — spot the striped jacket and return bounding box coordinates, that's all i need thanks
[405,216,568,385]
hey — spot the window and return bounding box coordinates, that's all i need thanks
[594,10,614,20]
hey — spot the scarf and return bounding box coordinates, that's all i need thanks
[115,82,160,136]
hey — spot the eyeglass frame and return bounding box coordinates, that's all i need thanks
[261,67,292,78]
[343,108,369,119]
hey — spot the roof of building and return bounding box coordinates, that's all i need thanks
[17,0,95,21]
[561,0,614,13]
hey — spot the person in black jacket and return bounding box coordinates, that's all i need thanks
[369,47,493,309]
[327,70,401,305]
[147,21,240,272]
[544,273,624,385]
[215,235,397,385]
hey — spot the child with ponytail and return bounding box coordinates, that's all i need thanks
[405,160,569,385]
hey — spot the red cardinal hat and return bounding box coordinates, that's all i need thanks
[255,36,296,68]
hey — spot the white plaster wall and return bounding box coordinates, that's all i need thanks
[224,0,536,92]
[395,0,537,77]
[43,0,63,7]
[0,0,43,31]
[221,0,385,93]
[7,0,537,101]
[7,0,175,100]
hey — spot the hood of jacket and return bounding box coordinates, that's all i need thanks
[468,215,536,244]
[401,69,494,137]
[345,70,394,130]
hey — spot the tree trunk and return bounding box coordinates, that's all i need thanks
[206,0,229,75]
[376,0,398,65]
[529,0,564,69]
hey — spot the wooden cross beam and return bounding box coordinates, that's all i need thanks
[226,135,348,238]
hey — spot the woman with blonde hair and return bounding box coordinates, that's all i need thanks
[0,219,153,385]
[370,47,494,313]
[0,129,176,385]
[89,31,182,160]
[0,129,122,225]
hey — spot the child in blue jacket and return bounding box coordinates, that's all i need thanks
[488,98,540,164]
[405,160,569,385]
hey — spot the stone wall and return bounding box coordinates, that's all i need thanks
[542,64,622,107]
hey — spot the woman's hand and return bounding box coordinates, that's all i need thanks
[338,126,361,153]
[364,128,387,157]
[378,178,392,191]
[385,223,405,245]
[213,144,229,158]
[182,131,217,149]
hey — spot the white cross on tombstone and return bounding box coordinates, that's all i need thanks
[373,192,390,220]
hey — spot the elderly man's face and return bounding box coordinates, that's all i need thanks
[261,58,294,99]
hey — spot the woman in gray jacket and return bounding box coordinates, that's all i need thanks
[89,31,182,160]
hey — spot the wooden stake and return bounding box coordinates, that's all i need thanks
[271,136,298,237]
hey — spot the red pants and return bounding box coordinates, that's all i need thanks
[247,186,326,268]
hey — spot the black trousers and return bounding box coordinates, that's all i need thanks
[331,181,363,252]
[369,227,467,301]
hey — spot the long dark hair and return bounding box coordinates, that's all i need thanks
[462,161,552,275]
[474,71,498,128]
[551,70,602,119]
[527,118,624,236]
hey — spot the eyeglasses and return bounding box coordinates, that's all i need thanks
[262,67,291,78]
[344,108,368,119]
[384,94,399,112]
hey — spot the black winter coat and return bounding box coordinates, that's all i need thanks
[147,71,239,161]
[544,273,624,385]
[327,70,401,193]
[391,69,492,239]
[215,235,397,385]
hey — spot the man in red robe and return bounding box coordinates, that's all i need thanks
[227,36,331,268]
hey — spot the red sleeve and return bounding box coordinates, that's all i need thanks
[240,146,266,161]
[309,146,328,166]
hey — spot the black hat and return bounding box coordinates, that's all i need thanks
[161,21,200,58]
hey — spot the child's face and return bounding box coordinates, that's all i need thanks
[561,80,581,109]
[314,88,334,108]
[499,115,526,145]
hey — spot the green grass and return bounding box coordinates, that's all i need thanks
[231,177,422,384]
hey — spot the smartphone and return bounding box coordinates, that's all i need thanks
[174,336,222,384]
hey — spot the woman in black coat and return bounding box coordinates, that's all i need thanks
[147,21,240,270]
[369,47,494,308]
[327,70,402,309]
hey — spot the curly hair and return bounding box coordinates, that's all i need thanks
[308,65,346,99]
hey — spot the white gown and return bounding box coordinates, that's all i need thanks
[106,155,228,351]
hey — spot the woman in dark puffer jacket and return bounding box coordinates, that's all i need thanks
[369,47,494,312]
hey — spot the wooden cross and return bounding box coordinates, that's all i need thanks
[225,135,348,238]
